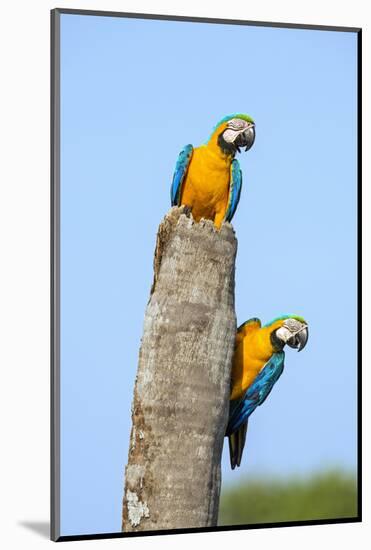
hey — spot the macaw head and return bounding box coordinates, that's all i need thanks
[267,315,309,352]
[209,113,255,155]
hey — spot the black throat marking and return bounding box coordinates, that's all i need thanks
[270,329,285,352]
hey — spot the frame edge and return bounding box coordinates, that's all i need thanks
[51,7,61,543]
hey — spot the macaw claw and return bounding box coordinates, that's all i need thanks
[183,205,192,217]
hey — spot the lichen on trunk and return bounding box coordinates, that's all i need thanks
[122,206,237,532]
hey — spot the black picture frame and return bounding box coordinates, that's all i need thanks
[51,7,362,542]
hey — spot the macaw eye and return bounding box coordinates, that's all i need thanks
[285,319,301,332]
[228,118,246,130]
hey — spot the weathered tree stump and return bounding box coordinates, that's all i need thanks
[122,206,237,531]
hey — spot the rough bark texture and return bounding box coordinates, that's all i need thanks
[122,206,237,532]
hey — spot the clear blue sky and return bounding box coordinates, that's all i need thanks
[59,13,358,536]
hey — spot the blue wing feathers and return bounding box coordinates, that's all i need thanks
[170,144,193,206]
[226,352,285,436]
[225,159,242,223]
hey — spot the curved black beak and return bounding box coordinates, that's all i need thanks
[287,325,309,352]
[235,125,255,152]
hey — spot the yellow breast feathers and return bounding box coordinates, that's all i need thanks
[230,320,283,401]
[180,123,232,229]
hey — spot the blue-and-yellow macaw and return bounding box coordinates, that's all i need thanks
[226,315,309,469]
[170,114,255,229]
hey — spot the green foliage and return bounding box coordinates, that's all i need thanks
[219,470,357,526]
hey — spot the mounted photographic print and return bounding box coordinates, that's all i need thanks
[51,8,361,542]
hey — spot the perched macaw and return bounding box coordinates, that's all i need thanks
[226,315,309,470]
[170,114,255,229]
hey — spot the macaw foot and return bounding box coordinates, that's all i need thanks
[182,205,192,217]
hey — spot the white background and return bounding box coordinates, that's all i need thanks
[0,1,368,549]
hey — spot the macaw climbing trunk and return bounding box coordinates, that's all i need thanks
[122,206,237,532]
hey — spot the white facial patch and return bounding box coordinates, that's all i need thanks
[223,118,250,144]
[276,319,305,343]
[275,326,293,344]
[284,319,303,333]
[228,118,247,130]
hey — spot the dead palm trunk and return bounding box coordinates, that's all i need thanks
[122,206,237,532]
